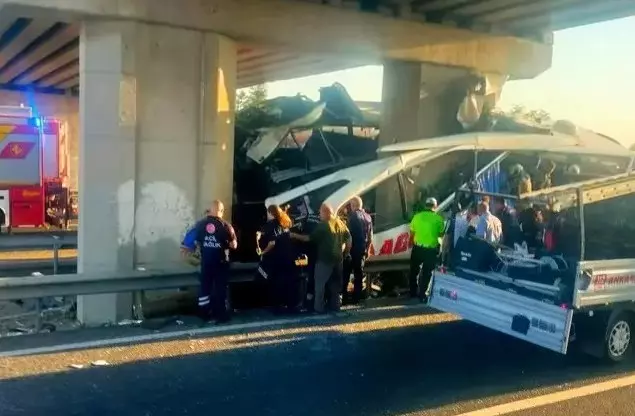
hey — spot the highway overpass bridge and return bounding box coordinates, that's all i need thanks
[0,0,633,92]
[0,0,632,325]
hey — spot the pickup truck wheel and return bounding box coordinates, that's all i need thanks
[605,312,632,363]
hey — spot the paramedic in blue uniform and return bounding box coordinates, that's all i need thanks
[257,204,299,313]
[342,196,373,305]
[181,200,237,324]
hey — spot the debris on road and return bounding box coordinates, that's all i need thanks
[117,319,143,327]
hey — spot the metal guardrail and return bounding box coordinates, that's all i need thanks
[0,269,198,302]
[0,258,409,302]
[0,257,409,332]
[0,235,78,274]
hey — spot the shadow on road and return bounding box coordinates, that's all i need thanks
[1,307,634,416]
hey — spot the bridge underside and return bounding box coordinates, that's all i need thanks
[0,0,633,94]
[309,0,635,40]
[0,19,371,94]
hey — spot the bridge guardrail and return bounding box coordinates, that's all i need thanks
[0,257,408,332]
[0,235,77,274]
[0,258,409,301]
[1,259,407,298]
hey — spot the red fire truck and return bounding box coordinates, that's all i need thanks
[0,105,69,232]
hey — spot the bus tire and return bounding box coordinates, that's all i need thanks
[604,311,632,363]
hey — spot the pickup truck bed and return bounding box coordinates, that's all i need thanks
[429,270,574,354]
[429,258,635,356]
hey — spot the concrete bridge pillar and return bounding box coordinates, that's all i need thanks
[376,60,506,223]
[77,20,236,325]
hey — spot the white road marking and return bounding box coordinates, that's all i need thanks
[0,303,432,358]
[456,373,635,416]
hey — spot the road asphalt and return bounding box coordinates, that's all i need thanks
[0,302,634,416]
[508,386,635,416]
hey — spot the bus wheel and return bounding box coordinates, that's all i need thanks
[605,312,632,363]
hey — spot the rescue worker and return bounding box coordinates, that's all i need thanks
[535,158,556,190]
[493,197,518,247]
[466,203,480,237]
[291,202,321,311]
[475,201,503,244]
[409,197,445,302]
[257,204,299,314]
[553,163,581,187]
[518,202,545,253]
[442,195,471,267]
[291,203,351,314]
[544,202,563,254]
[181,200,237,324]
[507,164,532,195]
[342,196,373,305]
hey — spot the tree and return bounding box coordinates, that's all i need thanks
[507,104,551,125]
[235,84,275,131]
[236,84,267,111]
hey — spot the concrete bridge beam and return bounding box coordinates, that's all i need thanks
[0,0,552,79]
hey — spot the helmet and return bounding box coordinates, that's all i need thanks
[567,164,581,175]
[510,164,524,175]
[425,197,438,207]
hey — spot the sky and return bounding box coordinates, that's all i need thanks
[266,16,635,147]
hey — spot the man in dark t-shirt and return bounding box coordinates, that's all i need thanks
[292,204,351,313]
[342,196,373,304]
[493,197,519,247]
[518,204,545,252]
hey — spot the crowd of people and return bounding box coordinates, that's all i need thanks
[180,160,578,324]
[180,196,374,324]
[408,161,580,301]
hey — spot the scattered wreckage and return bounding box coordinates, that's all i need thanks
[233,83,379,261]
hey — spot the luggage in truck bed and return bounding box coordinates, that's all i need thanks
[451,236,576,306]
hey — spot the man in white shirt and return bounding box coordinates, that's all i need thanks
[452,206,470,247]
[475,201,502,244]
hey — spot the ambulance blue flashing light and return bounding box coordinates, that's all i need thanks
[27,117,43,128]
